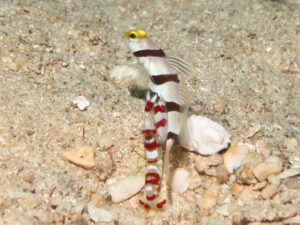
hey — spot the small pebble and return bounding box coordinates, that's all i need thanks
[72,96,90,111]
[253,156,283,181]
[235,164,257,184]
[224,144,248,173]
[261,184,279,199]
[231,183,246,199]
[256,140,272,157]
[22,171,35,184]
[105,175,144,203]
[195,154,223,173]
[251,181,267,191]
[212,103,225,113]
[204,164,229,184]
[172,168,190,193]
[243,151,263,166]
[63,145,96,169]
[197,192,217,210]
[87,203,113,223]
[89,193,107,207]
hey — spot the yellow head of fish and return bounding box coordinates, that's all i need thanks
[124,29,148,39]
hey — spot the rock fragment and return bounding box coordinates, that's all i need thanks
[224,144,248,173]
[231,183,246,199]
[105,176,144,203]
[256,140,272,157]
[261,184,279,199]
[179,115,230,155]
[197,192,217,210]
[212,103,225,113]
[195,154,223,173]
[172,168,190,193]
[22,171,35,184]
[235,164,257,184]
[204,164,229,184]
[253,156,283,181]
[63,145,96,169]
[87,203,113,223]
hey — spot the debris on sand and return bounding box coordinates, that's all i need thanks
[63,144,96,169]
[72,96,90,111]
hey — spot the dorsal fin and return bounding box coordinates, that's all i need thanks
[167,56,196,76]
[167,56,194,110]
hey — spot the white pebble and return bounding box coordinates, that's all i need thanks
[87,203,113,223]
[110,65,140,82]
[106,176,144,203]
[72,96,90,110]
[172,168,190,193]
[179,115,231,155]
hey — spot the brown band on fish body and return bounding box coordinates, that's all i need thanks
[167,132,178,140]
[133,49,166,57]
[150,74,180,85]
[165,102,181,112]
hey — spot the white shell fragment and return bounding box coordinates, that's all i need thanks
[72,96,90,110]
[172,168,190,193]
[106,176,144,203]
[110,65,140,82]
[87,203,113,223]
[179,115,231,155]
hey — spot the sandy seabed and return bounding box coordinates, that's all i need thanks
[0,0,299,224]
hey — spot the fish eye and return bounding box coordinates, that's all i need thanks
[130,33,137,39]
